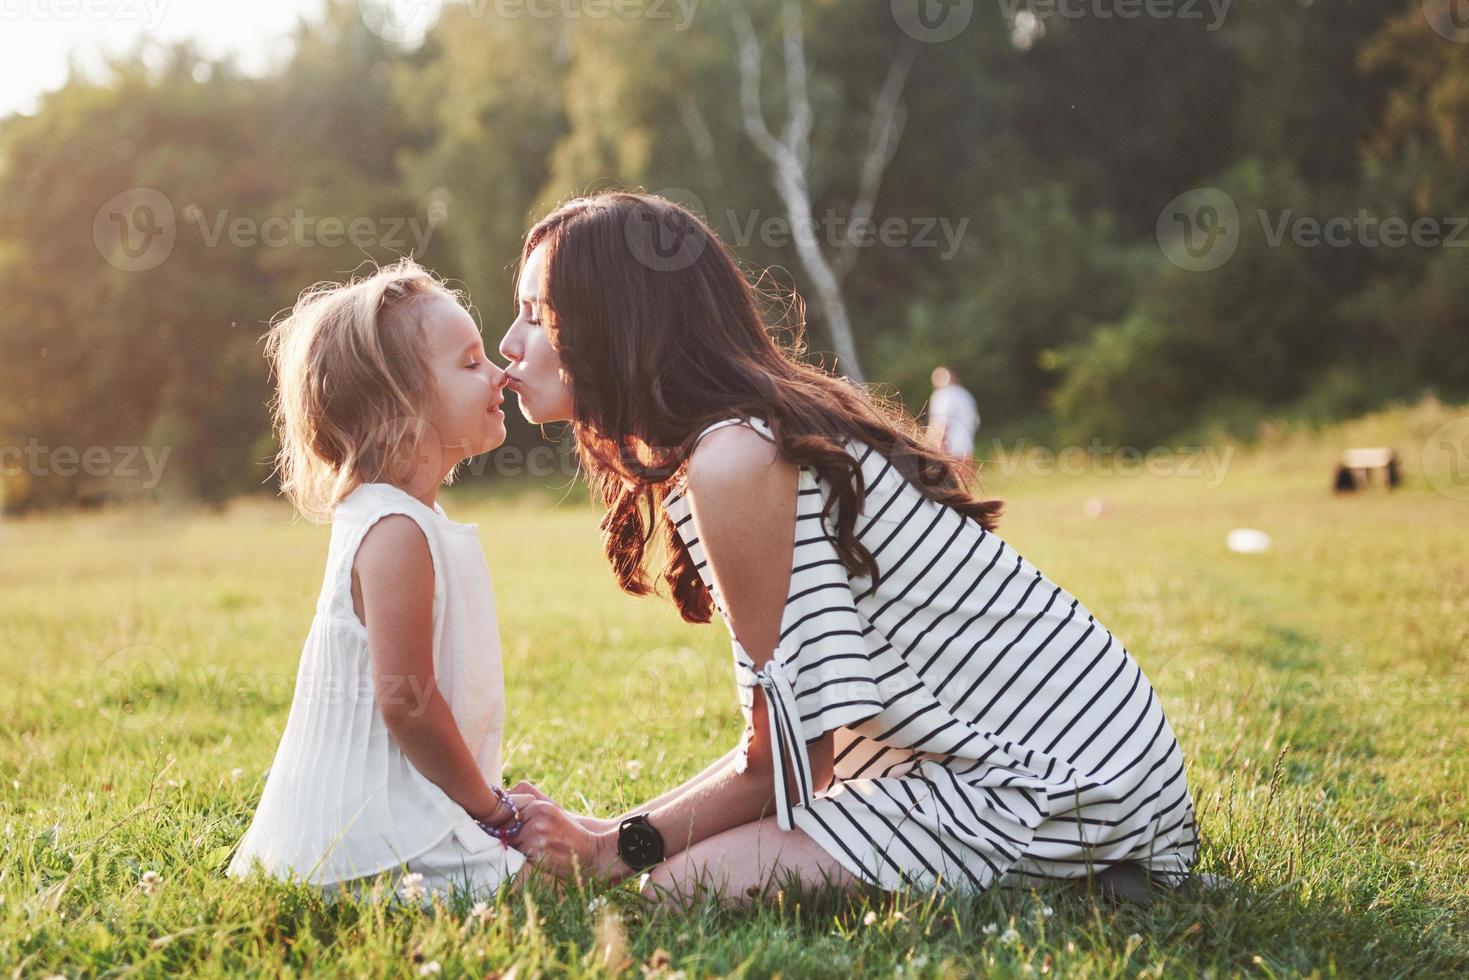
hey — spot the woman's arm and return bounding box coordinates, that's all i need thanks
[511,746,740,834]
[355,515,512,826]
[513,426,834,880]
[627,746,741,814]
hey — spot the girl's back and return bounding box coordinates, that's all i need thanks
[227,484,506,886]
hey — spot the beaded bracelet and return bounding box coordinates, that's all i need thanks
[475,785,524,844]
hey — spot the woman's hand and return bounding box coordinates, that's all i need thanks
[510,795,624,882]
[508,779,618,833]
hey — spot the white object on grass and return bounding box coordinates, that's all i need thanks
[1226,528,1272,554]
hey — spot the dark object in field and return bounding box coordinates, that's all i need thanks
[1071,862,1232,906]
[1334,447,1400,493]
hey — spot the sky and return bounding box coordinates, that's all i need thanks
[0,0,340,118]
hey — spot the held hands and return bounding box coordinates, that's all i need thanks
[504,780,626,882]
[507,779,619,834]
[474,785,525,844]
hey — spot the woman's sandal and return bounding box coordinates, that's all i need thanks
[1073,862,1233,905]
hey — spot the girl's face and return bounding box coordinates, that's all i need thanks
[422,296,508,466]
[499,242,575,424]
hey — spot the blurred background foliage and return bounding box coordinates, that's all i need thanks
[1,0,1465,509]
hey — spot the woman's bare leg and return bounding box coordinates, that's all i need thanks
[642,815,862,908]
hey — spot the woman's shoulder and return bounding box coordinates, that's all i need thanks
[684,418,785,496]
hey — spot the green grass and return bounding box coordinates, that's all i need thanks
[2,399,1466,977]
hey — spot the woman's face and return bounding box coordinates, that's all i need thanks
[499,242,575,425]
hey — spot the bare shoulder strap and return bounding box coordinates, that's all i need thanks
[690,415,773,451]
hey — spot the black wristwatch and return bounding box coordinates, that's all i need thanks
[616,814,666,871]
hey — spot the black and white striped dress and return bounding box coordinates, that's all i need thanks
[661,416,1199,892]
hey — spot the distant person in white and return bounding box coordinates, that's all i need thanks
[927,366,979,459]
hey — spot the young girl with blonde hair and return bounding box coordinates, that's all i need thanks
[227,259,527,905]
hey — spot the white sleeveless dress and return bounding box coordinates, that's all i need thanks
[226,482,523,900]
[663,417,1199,893]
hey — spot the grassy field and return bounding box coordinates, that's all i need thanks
[2,399,1466,977]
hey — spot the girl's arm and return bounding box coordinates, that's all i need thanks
[513,428,834,880]
[354,514,512,826]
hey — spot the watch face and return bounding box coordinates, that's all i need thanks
[619,821,663,869]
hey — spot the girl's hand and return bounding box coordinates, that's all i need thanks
[509,779,617,834]
[475,785,521,828]
[509,797,623,882]
[508,779,557,805]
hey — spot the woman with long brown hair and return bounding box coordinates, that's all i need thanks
[497,192,1199,904]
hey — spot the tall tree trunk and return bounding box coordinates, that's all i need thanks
[731,0,917,384]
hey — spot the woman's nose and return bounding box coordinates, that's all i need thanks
[498,325,521,363]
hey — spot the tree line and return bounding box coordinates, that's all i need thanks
[1,0,1464,509]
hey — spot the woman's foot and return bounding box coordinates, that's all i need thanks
[1066,861,1162,904]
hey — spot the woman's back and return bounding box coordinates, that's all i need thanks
[663,416,1197,891]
